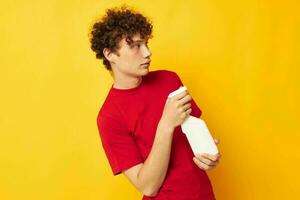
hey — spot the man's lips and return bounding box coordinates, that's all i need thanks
[141,61,151,65]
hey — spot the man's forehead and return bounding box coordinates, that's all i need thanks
[116,34,148,50]
[131,39,146,43]
[123,34,148,44]
[131,34,147,42]
[131,33,145,40]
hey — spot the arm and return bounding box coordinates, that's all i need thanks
[123,122,174,197]
[123,90,192,197]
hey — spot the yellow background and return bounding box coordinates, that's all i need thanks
[1,0,299,199]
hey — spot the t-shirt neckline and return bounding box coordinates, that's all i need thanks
[110,78,144,95]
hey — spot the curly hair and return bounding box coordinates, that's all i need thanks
[89,5,153,71]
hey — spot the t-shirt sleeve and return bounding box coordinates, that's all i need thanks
[170,71,203,118]
[97,113,143,176]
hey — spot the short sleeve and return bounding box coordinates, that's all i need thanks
[97,113,143,175]
[170,71,202,118]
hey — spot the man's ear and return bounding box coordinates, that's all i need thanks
[103,48,115,63]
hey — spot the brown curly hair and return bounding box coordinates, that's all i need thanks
[89,5,153,71]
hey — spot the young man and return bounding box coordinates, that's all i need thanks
[90,5,221,200]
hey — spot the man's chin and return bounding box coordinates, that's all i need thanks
[140,67,150,75]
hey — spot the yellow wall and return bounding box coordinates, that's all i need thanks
[1,0,299,199]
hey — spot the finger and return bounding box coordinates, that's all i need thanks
[214,138,220,144]
[201,153,221,162]
[193,157,207,170]
[172,90,188,100]
[199,153,221,162]
[181,103,191,111]
[193,157,213,171]
[180,108,192,120]
[178,94,192,106]
[186,108,192,115]
[195,155,218,167]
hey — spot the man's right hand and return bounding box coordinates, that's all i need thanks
[159,90,192,130]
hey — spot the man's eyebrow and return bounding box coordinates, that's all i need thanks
[131,39,148,44]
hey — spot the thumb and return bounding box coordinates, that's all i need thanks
[214,138,220,144]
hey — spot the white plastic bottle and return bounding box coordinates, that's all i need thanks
[168,86,219,155]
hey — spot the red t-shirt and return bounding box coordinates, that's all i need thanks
[97,70,215,200]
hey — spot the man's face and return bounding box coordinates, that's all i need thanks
[111,33,152,77]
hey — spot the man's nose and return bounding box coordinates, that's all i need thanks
[142,45,151,58]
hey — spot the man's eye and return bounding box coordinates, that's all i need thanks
[131,44,140,48]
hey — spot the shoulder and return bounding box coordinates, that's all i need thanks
[97,107,128,139]
[97,93,126,130]
[148,69,179,77]
[147,69,181,83]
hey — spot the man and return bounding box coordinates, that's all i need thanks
[90,5,221,200]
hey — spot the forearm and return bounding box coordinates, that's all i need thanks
[137,121,174,196]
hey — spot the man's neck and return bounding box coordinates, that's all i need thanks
[112,74,142,89]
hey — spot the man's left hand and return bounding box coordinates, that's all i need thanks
[192,138,221,171]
